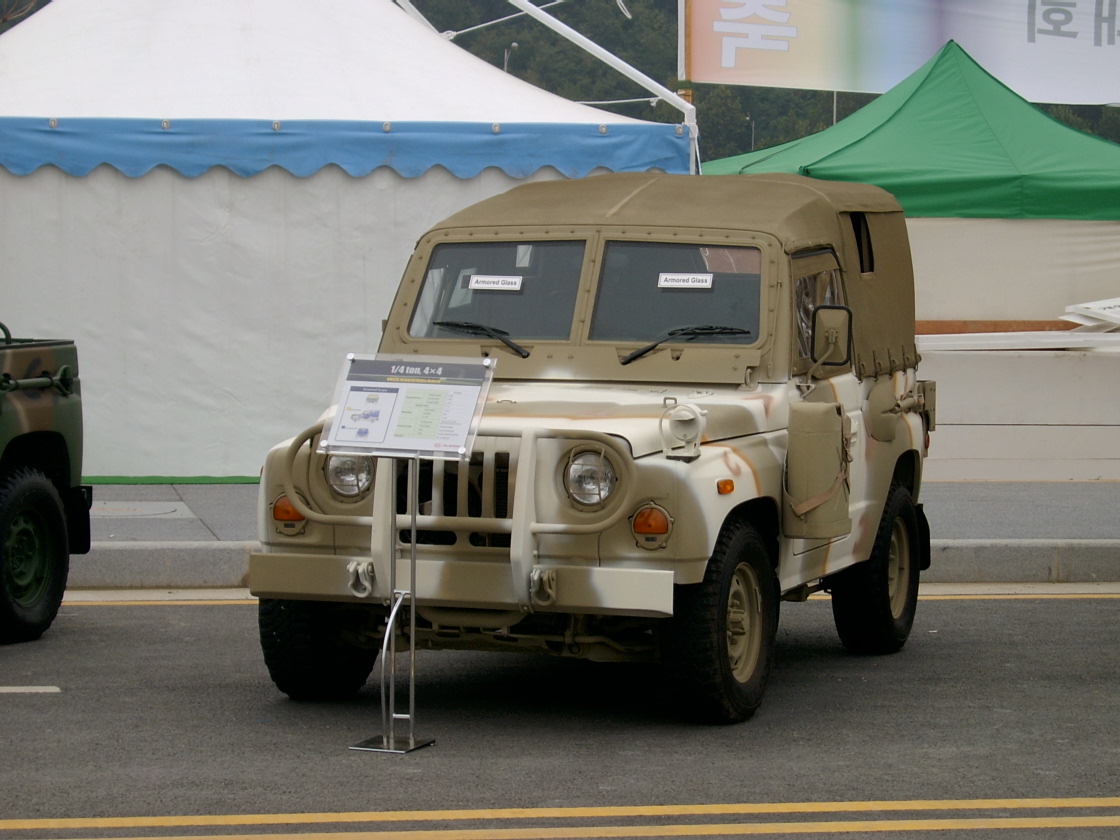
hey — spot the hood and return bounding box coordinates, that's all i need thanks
[478,381,783,457]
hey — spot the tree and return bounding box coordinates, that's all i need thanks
[0,0,47,34]
[413,0,681,121]
[1040,103,1120,144]
[404,3,882,156]
[1100,107,1120,144]
[409,2,1119,157]
[694,87,750,161]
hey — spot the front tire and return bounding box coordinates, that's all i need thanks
[665,520,779,724]
[258,598,381,700]
[830,482,920,654]
[0,468,70,644]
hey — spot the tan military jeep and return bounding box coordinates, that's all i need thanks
[250,173,935,723]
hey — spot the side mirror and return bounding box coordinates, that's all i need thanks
[810,305,853,368]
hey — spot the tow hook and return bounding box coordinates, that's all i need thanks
[530,567,558,607]
[347,560,376,598]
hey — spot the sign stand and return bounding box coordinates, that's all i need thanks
[351,455,429,754]
[317,354,494,755]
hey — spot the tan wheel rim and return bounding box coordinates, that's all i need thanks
[727,562,763,683]
[886,519,912,619]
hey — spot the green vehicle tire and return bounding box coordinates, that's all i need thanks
[0,468,70,644]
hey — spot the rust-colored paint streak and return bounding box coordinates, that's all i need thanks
[717,444,761,497]
[916,319,1076,334]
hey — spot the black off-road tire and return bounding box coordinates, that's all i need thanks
[664,520,779,724]
[258,598,381,700]
[0,468,70,644]
[830,482,920,654]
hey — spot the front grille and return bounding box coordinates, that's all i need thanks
[395,441,515,547]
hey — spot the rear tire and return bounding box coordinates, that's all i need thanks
[830,482,920,654]
[258,598,381,700]
[665,520,779,724]
[0,469,70,644]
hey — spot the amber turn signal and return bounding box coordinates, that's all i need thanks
[632,505,670,535]
[272,494,306,522]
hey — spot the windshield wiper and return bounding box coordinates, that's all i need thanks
[433,320,530,358]
[620,325,753,366]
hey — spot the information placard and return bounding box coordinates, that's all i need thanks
[1065,297,1120,328]
[319,354,494,460]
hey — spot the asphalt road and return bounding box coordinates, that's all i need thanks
[2,589,1118,838]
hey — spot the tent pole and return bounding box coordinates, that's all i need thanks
[392,0,440,32]
[502,0,699,173]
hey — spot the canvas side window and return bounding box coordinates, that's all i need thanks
[792,253,845,367]
[850,212,875,274]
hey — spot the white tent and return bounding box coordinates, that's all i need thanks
[0,0,691,478]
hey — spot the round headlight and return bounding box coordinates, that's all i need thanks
[565,450,617,507]
[325,454,374,498]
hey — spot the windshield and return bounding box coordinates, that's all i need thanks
[589,242,762,343]
[410,241,584,341]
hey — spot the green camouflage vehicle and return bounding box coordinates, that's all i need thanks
[0,323,90,643]
[250,173,936,723]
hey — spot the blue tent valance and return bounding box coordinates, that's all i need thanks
[0,117,691,178]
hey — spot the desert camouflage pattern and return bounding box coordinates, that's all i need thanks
[249,173,935,662]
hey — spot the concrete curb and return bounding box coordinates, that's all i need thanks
[925,539,1120,584]
[69,539,1120,590]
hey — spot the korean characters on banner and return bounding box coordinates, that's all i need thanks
[1028,0,1116,45]
[681,0,1120,104]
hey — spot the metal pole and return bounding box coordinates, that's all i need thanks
[350,455,433,754]
[407,455,420,745]
[502,0,699,172]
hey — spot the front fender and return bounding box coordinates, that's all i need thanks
[599,434,784,585]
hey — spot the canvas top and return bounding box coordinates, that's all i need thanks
[434,171,902,250]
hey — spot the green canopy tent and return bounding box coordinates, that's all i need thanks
[704,41,1120,222]
[707,41,1120,482]
[705,41,1120,324]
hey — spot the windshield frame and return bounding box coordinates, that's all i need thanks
[585,236,767,353]
[407,238,588,344]
[381,226,777,385]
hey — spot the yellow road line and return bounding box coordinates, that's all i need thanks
[5,798,1120,831]
[62,600,257,606]
[5,815,1120,839]
[63,594,1120,607]
[920,593,1120,600]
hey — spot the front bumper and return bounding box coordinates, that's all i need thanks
[250,423,677,619]
[249,551,674,618]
